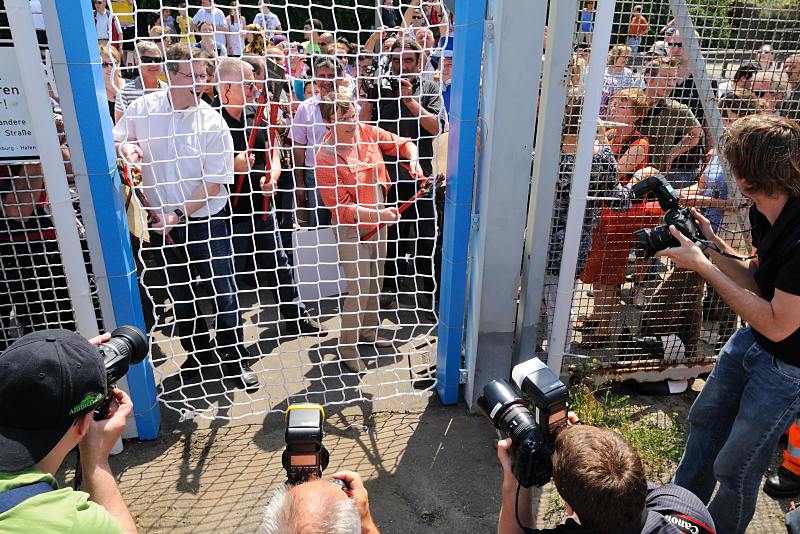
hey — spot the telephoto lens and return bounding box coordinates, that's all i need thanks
[98,326,148,385]
[477,379,553,487]
[94,326,148,420]
[477,379,539,444]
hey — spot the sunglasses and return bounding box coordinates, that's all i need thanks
[140,55,163,64]
[670,42,683,48]
[102,62,114,67]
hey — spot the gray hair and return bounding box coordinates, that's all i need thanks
[218,57,252,82]
[136,40,161,58]
[259,483,360,534]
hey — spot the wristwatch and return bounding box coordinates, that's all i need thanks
[173,208,186,224]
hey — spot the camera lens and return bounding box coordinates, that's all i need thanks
[477,380,539,445]
[107,326,148,365]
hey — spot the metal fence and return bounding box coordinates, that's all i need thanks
[0,4,105,351]
[536,0,799,384]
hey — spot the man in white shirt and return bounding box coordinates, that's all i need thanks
[253,1,282,42]
[192,0,228,50]
[112,42,258,389]
[288,56,344,227]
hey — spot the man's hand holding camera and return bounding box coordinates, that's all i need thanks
[655,208,716,273]
[332,471,380,534]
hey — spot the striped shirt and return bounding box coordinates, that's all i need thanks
[114,78,168,116]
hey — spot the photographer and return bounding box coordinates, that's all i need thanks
[497,421,714,534]
[0,329,136,533]
[659,115,800,533]
[260,470,379,534]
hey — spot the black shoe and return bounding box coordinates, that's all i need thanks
[281,315,324,336]
[764,467,800,499]
[380,293,398,310]
[222,361,260,389]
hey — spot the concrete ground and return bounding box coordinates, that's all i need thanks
[54,386,790,533]
[71,275,789,532]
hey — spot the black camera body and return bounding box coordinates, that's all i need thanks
[631,175,703,258]
[94,325,148,420]
[477,358,569,488]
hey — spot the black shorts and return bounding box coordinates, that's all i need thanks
[122,25,136,51]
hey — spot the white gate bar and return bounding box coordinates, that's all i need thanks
[668,0,749,241]
[463,0,545,407]
[546,0,616,375]
[6,0,99,338]
[513,0,578,365]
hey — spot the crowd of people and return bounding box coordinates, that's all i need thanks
[2,1,800,534]
[97,0,453,386]
[551,3,800,367]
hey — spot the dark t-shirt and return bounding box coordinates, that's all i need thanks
[750,197,800,364]
[526,484,713,534]
[219,104,268,219]
[368,77,445,178]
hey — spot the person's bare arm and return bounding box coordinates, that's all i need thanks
[183,181,222,216]
[660,224,800,342]
[666,124,702,170]
[401,0,421,27]
[332,471,381,534]
[497,438,532,534]
[79,389,138,534]
[617,143,647,178]
[364,28,383,54]
[400,80,440,135]
[292,145,307,206]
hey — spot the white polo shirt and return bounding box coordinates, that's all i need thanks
[112,91,234,218]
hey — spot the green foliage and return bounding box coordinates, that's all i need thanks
[568,382,687,482]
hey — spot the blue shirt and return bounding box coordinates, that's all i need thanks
[580,9,594,32]
[701,154,728,232]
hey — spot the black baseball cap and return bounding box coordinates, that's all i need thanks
[0,329,107,472]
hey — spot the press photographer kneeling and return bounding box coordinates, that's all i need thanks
[483,359,714,534]
[653,115,800,533]
[0,327,146,533]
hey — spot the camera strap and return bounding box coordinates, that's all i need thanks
[698,239,757,261]
[660,511,716,534]
[0,482,53,514]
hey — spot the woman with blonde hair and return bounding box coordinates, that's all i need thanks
[315,93,422,372]
[99,44,124,120]
[244,23,266,56]
[601,43,643,118]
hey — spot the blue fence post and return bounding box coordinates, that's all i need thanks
[48,0,160,439]
[435,0,486,404]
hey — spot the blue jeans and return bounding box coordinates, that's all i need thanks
[303,169,331,227]
[149,213,248,363]
[666,169,700,189]
[232,211,305,320]
[627,36,641,56]
[674,327,800,533]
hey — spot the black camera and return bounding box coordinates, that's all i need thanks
[631,175,703,258]
[476,358,569,488]
[94,325,148,420]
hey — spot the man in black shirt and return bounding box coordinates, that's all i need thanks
[657,115,800,533]
[497,422,714,533]
[360,38,446,311]
[217,58,321,336]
